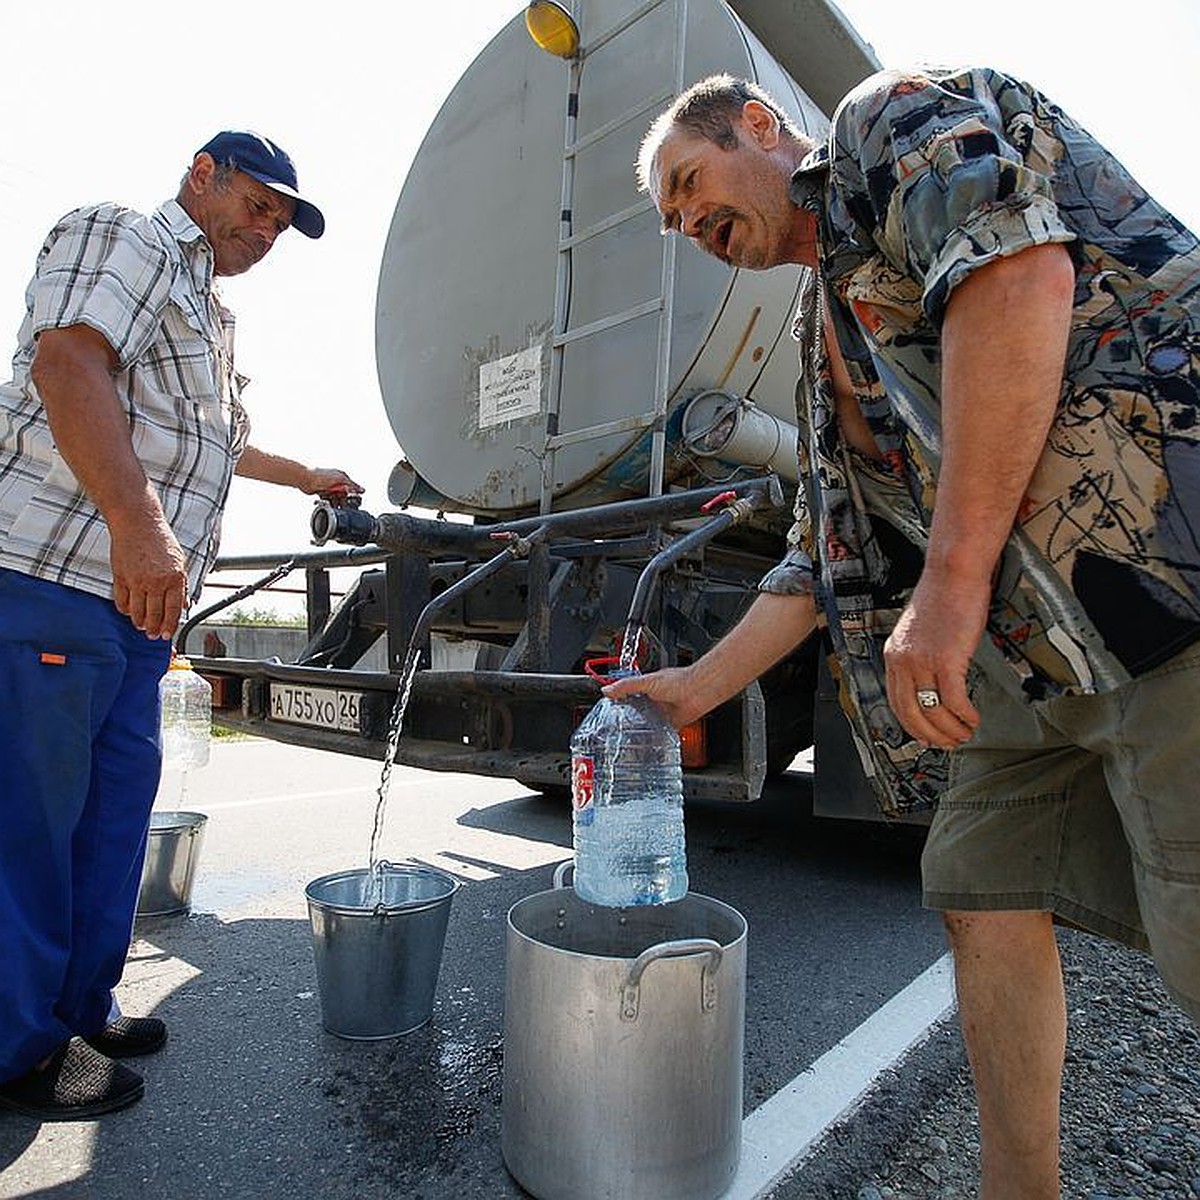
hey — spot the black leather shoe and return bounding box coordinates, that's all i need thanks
[84,1016,168,1058]
[0,1038,143,1120]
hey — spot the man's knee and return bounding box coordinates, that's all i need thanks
[942,909,1056,957]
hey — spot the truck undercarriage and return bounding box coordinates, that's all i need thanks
[185,477,826,805]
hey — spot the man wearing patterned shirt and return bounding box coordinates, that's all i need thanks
[609,70,1200,1197]
[0,132,362,1120]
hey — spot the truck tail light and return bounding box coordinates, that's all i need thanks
[198,671,237,710]
[680,719,708,769]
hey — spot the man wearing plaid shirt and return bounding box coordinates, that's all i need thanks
[0,131,362,1120]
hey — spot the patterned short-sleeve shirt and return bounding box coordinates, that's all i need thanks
[759,65,1200,813]
[760,268,950,815]
[775,64,1200,701]
[0,199,250,604]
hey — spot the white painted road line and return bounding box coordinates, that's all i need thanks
[179,780,423,812]
[727,952,958,1199]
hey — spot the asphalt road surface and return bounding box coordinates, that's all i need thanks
[0,739,950,1199]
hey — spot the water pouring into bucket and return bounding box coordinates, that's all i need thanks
[304,641,461,1039]
[365,644,423,901]
[305,534,547,1038]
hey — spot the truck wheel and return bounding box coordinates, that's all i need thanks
[516,780,571,806]
[761,635,820,777]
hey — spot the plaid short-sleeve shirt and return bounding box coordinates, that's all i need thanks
[0,199,250,604]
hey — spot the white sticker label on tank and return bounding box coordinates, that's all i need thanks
[479,347,542,428]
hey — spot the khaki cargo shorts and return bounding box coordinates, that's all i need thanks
[922,641,1200,1023]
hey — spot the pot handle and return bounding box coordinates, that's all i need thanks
[552,859,575,890]
[621,938,724,1022]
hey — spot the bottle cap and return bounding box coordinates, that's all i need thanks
[583,655,639,684]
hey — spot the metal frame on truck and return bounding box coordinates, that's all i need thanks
[184,1,914,821]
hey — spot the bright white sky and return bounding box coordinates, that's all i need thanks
[3,1,1197,616]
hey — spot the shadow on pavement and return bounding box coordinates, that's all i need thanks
[0,778,942,1200]
[0,862,547,1200]
[0,1123,36,1179]
[456,789,572,850]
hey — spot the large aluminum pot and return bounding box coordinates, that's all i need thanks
[502,866,747,1200]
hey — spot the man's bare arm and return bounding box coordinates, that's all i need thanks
[603,590,819,729]
[235,445,363,497]
[884,242,1075,746]
[32,324,187,639]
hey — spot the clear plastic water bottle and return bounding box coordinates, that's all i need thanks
[569,683,688,906]
[159,655,212,771]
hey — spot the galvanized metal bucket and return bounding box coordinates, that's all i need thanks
[137,810,208,917]
[305,864,459,1040]
[502,864,746,1200]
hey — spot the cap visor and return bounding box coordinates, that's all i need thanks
[290,199,325,239]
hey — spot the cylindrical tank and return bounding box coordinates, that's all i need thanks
[376,0,839,516]
[681,389,801,483]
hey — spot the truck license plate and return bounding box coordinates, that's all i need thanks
[269,684,363,733]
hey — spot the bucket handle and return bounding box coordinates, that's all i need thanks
[621,938,724,1022]
[370,861,395,919]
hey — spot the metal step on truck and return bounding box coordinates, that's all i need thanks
[186,0,903,821]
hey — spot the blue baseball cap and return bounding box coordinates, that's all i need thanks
[196,131,325,238]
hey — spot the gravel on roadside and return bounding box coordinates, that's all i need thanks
[777,929,1200,1199]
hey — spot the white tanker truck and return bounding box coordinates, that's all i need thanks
[190,0,899,819]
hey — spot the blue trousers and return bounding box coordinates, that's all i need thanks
[0,568,170,1080]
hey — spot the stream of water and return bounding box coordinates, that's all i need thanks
[363,619,646,904]
[365,645,423,902]
[618,621,644,673]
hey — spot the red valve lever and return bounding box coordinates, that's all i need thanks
[700,490,737,513]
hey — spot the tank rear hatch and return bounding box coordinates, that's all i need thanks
[375,0,877,515]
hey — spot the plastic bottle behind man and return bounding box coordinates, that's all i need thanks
[159,656,212,771]
[569,678,688,906]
